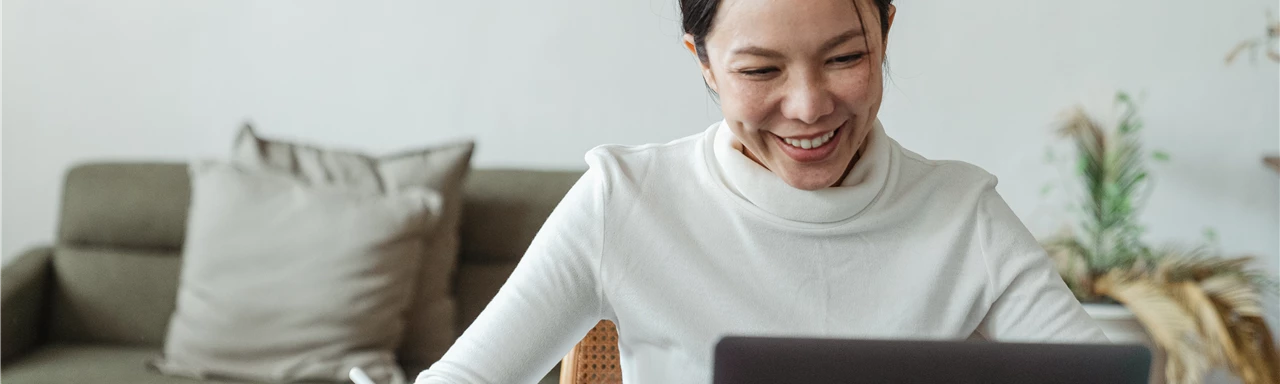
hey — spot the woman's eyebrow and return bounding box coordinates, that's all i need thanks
[818,29,865,52]
[731,45,786,59]
[730,29,866,59]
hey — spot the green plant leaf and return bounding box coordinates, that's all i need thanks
[1152,150,1171,162]
[1116,91,1132,104]
[1050,90,1165,274]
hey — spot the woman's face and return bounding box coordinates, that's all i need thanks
[688,0,894,190]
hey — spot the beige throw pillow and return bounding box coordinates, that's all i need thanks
[230,124,474,373]
[151,162,440,383]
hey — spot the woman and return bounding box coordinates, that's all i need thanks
[416,0,1107,382]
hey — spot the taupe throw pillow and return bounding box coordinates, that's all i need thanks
[231,124,474,373]
[151,162,440,383]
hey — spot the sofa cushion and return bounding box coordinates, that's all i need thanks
[454,263,520,333]
[151,162,438,383]
[58,163,191,250]
[452,170,580,339]
[50,163,190,346]
[49,247,181,345]
[458,170,583,265]
[2,344,287,384]
[232,125,472,372]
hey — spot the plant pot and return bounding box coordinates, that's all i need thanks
[1082,303,1167,383]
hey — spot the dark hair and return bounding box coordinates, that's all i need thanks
[680,0,893,64]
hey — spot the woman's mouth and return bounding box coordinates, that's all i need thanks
[780,130,837,149]
[770,124,845,163]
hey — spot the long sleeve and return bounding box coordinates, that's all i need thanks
[973,187,1109,344]
[414,166,610,384]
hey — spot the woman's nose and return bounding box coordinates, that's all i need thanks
[780,73,835,125]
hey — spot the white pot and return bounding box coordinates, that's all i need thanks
[1082,303,1166,383]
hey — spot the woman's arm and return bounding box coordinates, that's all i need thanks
[972,187,1109,344]
[415,166,611,384]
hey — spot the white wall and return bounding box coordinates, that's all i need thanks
[4,0,1278,363]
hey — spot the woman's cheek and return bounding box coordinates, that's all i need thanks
[831,69,872,104]
[724,79,776,125]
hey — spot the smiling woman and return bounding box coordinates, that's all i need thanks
[413,1,1109,383]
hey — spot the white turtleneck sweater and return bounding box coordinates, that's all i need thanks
[415,121,1108,384]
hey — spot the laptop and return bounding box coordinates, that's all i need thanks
[714,337,1150,384]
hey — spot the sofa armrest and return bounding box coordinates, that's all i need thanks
[2,246,54,364]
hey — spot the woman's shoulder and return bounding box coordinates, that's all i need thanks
[879,145,1013,229]
[587,125,708,162]
[587,133,702,163]
[891,144,1000,198]
[580,125,713,185]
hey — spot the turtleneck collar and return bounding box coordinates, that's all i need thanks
[707,120,894,224]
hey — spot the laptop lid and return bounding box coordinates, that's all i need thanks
[714,337,1150,384]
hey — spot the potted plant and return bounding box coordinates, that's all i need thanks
[1041,92,1279,384]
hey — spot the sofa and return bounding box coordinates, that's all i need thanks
[1,162,584,384]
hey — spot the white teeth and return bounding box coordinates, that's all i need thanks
[781,129,837,149]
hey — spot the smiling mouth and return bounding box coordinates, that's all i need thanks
[768,122,848,163]
[778,129,838,150]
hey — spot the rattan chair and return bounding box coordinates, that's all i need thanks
[559,320,622,384]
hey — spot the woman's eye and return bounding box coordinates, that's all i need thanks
[740,67,779,77]
[829,54,865,65]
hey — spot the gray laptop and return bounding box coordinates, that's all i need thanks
[714,337,1150,384]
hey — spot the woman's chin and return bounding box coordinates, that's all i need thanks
[776,167,844,191]
[771,148,860,190]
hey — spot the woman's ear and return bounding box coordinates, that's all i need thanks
[885,5,897,44]
[682,33,719,94]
